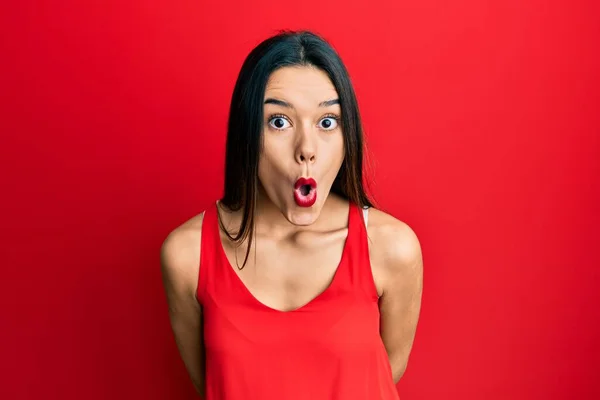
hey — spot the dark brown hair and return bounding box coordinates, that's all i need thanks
[219,30,374,269]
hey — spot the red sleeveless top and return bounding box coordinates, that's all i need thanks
[197,202,400,400]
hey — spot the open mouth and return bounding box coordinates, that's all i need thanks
[299,184,312,196]
[294,177,317,207]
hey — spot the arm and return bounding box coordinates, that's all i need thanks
[372,215,424,383]
[160,215,206,397]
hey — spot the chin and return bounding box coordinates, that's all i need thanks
[285,204,321,226]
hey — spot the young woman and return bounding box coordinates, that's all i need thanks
[161,30,423,400]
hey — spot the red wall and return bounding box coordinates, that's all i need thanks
[2,1,599,399]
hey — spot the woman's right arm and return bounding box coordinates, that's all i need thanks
[160,213,205,397]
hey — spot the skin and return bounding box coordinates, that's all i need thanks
[160,66,423,397]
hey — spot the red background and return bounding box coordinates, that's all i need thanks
[2,1,599,399]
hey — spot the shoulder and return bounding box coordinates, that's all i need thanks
[160,212,205,300]
[366,207,423,295]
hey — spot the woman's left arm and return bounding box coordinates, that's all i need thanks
[373,217,424,383]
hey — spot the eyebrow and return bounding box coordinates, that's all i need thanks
[264,98,340,109]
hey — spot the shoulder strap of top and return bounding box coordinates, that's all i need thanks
[198,202,251,307]
[342,204,379,300]
[196,202,219,303]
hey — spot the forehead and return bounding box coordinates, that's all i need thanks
[264,66,338,105]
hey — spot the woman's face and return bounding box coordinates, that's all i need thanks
[258,66,345,226]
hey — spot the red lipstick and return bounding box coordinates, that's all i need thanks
[294,177,317,207]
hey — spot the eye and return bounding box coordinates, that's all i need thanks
[318,116,339,131]
[268,115,291,130]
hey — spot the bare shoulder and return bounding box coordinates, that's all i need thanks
[366,207,423,296]
[160,212,205,302]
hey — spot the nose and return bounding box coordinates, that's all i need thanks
[295,125,317,164]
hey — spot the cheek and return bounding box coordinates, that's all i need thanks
[326,134,346,170]
[257,140,288,182]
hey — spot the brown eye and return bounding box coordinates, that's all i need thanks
[318,116,339,131]
[268,116,291,130]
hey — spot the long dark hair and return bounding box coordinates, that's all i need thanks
[219,30,374,269]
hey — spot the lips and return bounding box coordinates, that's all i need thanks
[294,177,317,207]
